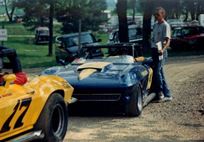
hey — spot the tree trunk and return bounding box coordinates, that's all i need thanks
[117,0,129,43]
[48,0,54,56]
[184,12,188,22]
[142,0,153,51]
[191,11,195,20]
[132,0,136,22]
[4,0,15,22]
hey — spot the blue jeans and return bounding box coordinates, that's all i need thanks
[152,48,171,97]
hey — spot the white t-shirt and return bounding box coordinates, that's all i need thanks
[151,20,171,48]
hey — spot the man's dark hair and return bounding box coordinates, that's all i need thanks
[155,7,166,17]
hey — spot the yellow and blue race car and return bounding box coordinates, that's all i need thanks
[42,43,156,117]
[0,47,74,142]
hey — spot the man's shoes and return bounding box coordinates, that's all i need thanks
[158,92,164,100]
[157,92,172,102]
[163,96,172,102]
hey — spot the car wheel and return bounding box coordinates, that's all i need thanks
[125,85,143,117]
[34,93,68,142]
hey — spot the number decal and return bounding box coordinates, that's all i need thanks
[14,98,32,129]
[0,100,20,133]
[0,97,32,133]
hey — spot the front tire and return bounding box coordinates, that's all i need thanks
[35,93,68,142]
[125,86,143,117]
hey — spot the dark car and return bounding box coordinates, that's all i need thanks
[35,27,49,44]
[42,44,156,117]
[109,25,143,44]
[55,32,102,63]
[108,25,143,56]
[170,26,204,50]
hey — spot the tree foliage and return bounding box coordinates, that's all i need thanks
[15,0,107,32]
[140,0,204,21]
[15,0,50,28]
[55,0,107,33]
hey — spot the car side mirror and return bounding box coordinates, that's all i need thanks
[3,74,16,88]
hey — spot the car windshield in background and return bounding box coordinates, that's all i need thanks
[128,27,142,40]
[62,34,96,47]
[109,26,142,43]
[128,28,137,40]
[39,30,49,35]
[182,28,200,36]
[172,26,204,37]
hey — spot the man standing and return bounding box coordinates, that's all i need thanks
[151,7,172,101]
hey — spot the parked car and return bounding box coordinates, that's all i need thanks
[35,27,49,44]
[42,44,156,117]
[167,19,185,28]
[55,32,102,63]
[108,25,143,56]
[109,25,143,44]
[170,26,204,50]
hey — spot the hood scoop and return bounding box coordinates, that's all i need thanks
[77,62,111,80]
[78,69,97,80]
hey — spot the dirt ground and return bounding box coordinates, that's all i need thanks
[58,55,204,142]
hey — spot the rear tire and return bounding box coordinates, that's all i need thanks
[125,86,143,117]
[34,93,68,142]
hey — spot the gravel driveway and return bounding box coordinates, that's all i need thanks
[64,55,204,142]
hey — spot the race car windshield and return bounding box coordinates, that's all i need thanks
[104,55,135,64]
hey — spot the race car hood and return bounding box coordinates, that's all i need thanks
[41,62,144,91]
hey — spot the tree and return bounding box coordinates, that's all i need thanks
[117,0,129,42]
[15,0,50,28]
[55,0,107,33]
[128,0,136,21]
[141,0,153,50]
[16,0,54,56]
[197,0,204,19]
[4,0,16,22]
[47,0,54,56]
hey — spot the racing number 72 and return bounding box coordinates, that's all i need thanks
[0,97,32,133]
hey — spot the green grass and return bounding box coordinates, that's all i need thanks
[0,22,109,69]
[95,32,109,44]
[0,22,63,36]
[3,33,108,69]
[0,22,34,35]
[4,37,56,68]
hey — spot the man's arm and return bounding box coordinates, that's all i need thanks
[163,37,170,50]
[159,23,171,54]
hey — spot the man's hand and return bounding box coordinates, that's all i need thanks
[163,38,170,50]
[158,49,163,54]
